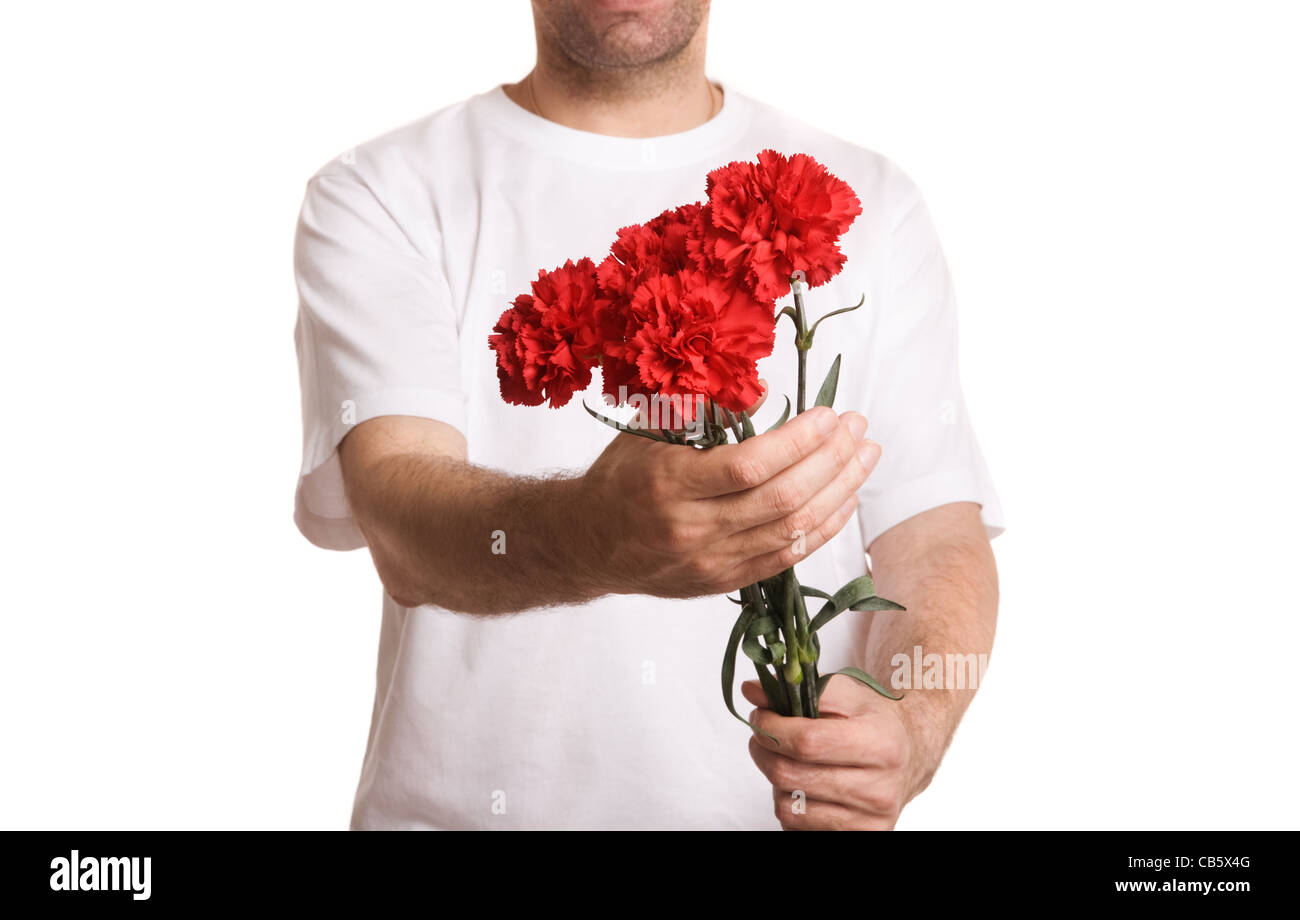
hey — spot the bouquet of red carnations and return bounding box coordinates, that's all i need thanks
[489,150,903,733]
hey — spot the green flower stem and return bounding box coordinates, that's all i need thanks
[792,280,811,413]
[760,578,795,716]
[722,407,746,445]
[789,572,818,716]
[728,409,800,714]
[789,277,822,717]
[741,582,786,714]
[779,572,804,718]
[803,650,820,718]
[723,279,823,720]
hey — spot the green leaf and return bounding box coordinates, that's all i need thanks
[742,615,780,663]
[695,427,724,449]
[778,305,798,328]
[810,584,906,632]
[808,574,877,633]
[741,634,771,664]
[764,395,792,433]
[799,585,832,601]
[792,573,811,638]
[817,667,903,702]
[813,355,842,409]
[725,594,744,605]
[723,607,755,713]
[754,663,787,714]
[807,293,865,340]
[808,607,847,634]
[739,410,756,439]
[851,595,906,613]
[583,401,671,442]
[722,606,777,740]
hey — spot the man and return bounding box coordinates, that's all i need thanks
[293,0,1002,830]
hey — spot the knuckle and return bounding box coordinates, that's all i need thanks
[662,520,698,553]
[784,503,818,538]
[770,479,803,515]
[789,427,818,464]
[876,735,907,769]
[699,565,734,594]
[684,555,716,585]
[788,728,822,762]
[769,757,802,790]
[726,454,764,490]
[773,543,802,571]
[864,787,900,816]
[814,513,844,545]
[646,469,673,504]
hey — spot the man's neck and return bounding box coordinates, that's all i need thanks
[504,32,717,138]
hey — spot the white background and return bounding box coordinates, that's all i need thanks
[1,0,1296,829]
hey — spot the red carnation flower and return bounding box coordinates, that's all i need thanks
[690,149,862,300]
[595,204,708,409]
[489,257,605,408]
[605,269,775,419]
[596,203,704,299]
[646,202,704,273]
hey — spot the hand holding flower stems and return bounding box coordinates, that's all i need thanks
[489,150,905,733]
[577,400,873,600]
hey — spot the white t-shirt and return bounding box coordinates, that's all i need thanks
[292,82,1004,830]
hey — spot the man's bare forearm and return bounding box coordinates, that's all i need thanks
[347,450,608,614]
[864,502,999,802]
[338,408,873,616]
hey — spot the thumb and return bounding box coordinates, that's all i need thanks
[740,679,771,710]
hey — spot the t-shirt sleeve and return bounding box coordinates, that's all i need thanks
[852,165,1005,549]
[292,168,467,551]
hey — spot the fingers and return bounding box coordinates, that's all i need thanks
[680,406,840,498]
[751,738,855,798]
[740,679,769,710]
[750,739,898,819]
[713,412,869,532]
[730,493,861,587]
[723,435,880,562]
[817,673,897,718]
[747,706,903,768]
[743,680,906,828]
[770,786,896,831]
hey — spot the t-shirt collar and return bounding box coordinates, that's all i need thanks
[473,80,752,171]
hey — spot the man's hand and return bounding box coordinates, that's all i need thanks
[742,675,913,831]
[741,501,999,830]
[582,405,880,598]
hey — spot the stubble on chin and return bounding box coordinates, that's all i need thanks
[535,0,708,75]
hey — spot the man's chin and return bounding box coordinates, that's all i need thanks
[542,0,706,71]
